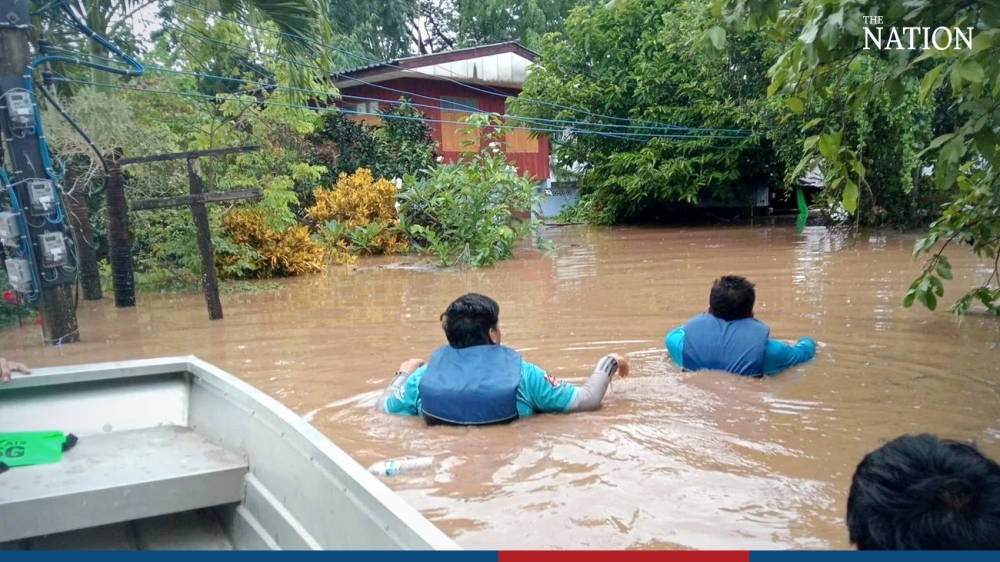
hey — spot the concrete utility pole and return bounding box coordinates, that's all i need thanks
[0,0,80,344]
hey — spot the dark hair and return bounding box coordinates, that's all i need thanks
[440,293,499,349]
[709,275,756,321]
[847,434,1000,550]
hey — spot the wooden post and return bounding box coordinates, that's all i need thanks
[105,149,135,307]
[187,158,223,320]
[121,145,259,321]
[64,165,103,301]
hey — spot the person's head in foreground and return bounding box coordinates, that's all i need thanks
[847,433,1000,550]
[709,275,756,321]
[441,293,500,349]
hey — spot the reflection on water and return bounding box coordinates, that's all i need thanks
[2,225,998,550]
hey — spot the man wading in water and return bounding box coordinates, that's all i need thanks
[665,275,816,376]
[377,293,629,425]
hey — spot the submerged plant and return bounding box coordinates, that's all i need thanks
[398,113,545,268]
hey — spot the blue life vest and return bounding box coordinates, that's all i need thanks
[418,344,521,426]
[682,312,770,376]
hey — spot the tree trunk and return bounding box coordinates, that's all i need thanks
[87,4,112,92]
[64,165,103,301]
[105,151,136,307]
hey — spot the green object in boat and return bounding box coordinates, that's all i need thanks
[0,431,78,473]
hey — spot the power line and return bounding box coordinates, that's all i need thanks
[169,0,752,135]
[47,75,753,147]
[55,47,751,141]
[89,19,750,140]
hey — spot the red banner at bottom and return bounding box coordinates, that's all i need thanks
[501,551,751,562]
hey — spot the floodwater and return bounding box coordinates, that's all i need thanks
[2,225,999,550]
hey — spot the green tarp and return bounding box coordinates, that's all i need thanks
[0,431,77,473]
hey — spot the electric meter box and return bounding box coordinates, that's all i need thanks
[0,212,21,247]
[5,91,35,133]
[38,232,68,268]
[4,258,33,293]
[27,180,55,214]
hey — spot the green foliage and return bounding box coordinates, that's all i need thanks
[398,114,544,267]
[717,0,1000,315]
[55,5,337,292]
[326,0,417,60]
[97,259,282,295]
[553,194,597,224]
[455,0,578,50]
[136,6,332,267]
[759,57,936,229]
[305,168,408,255]
[0,271,38,330]
[347,222,390,254]
[512,0,778,224]
[309,99,438,185]
[310,114,378,183]
[311,219,358,264]
[373,102,439,180]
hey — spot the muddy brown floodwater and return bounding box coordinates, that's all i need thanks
[2,225,999,549]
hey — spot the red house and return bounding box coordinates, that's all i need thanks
[332,42,551,187]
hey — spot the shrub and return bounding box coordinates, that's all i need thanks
[0,284,38,330]
[397,113,544,268]
[308,99,437,184]
[220,208,325,278]
[305,168,406,255]
[311,219,358,265]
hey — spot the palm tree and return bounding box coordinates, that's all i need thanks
[36,0,325,90]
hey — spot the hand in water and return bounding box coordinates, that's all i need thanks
[398,358,426,374]
[0,358,30,383]
[609,354,629,378]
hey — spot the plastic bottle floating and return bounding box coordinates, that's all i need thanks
[367,456,434,477]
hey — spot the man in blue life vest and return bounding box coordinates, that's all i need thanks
[377,293,629,425]
[665,275,815,376]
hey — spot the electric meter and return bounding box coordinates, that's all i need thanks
[4,258,33,293]
[0,212,22,247]
[5,91,35,134]
[27,180,55,214]
[38,232,68,268]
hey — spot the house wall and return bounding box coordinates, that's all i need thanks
[336,78,550,181]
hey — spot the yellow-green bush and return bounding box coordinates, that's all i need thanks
[305,168,406,255]
[220,208,326,278]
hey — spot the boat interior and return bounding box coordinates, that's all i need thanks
[0,357,457,551]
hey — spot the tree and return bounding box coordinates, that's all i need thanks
[511,0,777,223]
[35,0,328,91]
[407,0,457,55]
[716,0,999,315]
[404,0,581,55]
[329,0,417,60]
[455,0,578,51]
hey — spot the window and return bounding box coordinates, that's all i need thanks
[506,128,539,153]
[354,101,379,115]
[441,97,481,152]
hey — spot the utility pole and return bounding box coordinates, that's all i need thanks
[0,0,80,345]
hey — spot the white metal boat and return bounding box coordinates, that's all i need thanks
[0,357,459,550]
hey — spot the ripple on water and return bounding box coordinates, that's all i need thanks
[2,225,998,550]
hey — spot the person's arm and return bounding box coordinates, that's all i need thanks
[567,354,629,412]
[375,359,426,416]
[521,355,629,414]
[665,326,685,369]
[0,358,30,383]
[762,338,816,376]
